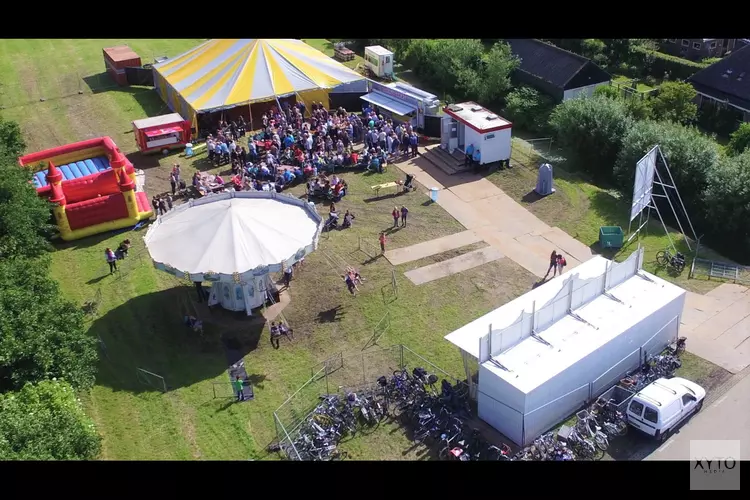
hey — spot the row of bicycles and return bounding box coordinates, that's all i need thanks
[619,337,686,393]
[278,337,687,461]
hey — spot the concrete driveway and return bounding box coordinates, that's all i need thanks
[681,284,750,374]
[647,371,750,461]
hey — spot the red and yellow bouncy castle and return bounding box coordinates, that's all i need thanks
[19,137,154,241]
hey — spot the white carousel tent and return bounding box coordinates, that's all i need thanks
[144,191,322,314]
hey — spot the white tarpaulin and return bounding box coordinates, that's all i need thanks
[630,146,658,222]
[144,191,322,283]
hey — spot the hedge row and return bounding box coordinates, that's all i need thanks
[632,46,709,80]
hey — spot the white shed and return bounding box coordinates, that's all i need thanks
[444,248,686,446]
[364,45,394,78]
[441,102,512,165]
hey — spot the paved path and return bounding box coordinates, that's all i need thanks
[399,156,594,278]
[647,371,750,460]
[385,230,483,266]
[404,247,505,285]
[681,284,750,374]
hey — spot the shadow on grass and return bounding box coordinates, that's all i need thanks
[52,221,153,252]
[82,73,166,115]
[92,286,267,394]
[521,190,545,204]
[316,305,346,323]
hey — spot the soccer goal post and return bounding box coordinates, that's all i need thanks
[136,368,168,393]
[358,236,380,259]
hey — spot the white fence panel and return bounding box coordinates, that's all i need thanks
[522,384,590,446]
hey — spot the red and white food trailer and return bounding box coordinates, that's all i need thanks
[132,113,192,154]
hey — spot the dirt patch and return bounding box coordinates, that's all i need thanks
[698,366,733,394]
[452,258,537,305]
[401,241,490,270]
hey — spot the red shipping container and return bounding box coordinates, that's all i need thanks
[103,46,141,87]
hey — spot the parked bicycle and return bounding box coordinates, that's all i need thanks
[655,248,686,274]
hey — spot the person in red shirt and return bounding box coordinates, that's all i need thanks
[391,206,400,228]
[379,232,387,254]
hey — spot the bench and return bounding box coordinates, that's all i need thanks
[371,181,399,197]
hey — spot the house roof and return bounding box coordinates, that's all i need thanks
[689,45,750,111]
[506,39,609,90]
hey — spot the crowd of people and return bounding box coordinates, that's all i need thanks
[184,100,421,201]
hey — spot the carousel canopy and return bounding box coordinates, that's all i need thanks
[144,191,322,283]
[152,39,366,113]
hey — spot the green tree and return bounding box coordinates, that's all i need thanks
[403,39,485,96]
[727,122,750,156]
[702,150,750,260]
[0,116,53,260]
[503,86,554,132]
[548,96,633,179]
[593,85,621,100]
[0,379,101,460]
[0,257,98,392]
[614,120,721,220]
[0,117,26,157]
[581,39,608,67]
[623,96,653,121]
[648,81,698,124]
[0,155,54,260]
[457,42,519,104]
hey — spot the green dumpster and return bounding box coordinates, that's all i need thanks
[599,226,624,249]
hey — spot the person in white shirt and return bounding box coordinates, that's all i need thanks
[207,138,216,162]
[378,130,387,149]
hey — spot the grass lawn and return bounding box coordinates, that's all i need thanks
[489,135,733,294]
[611,75,657,93]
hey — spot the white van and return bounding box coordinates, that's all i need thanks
[626,377,706,442]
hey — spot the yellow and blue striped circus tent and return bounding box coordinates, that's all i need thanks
[152,39,365,131]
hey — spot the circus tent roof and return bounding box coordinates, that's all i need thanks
[153,39,365,112]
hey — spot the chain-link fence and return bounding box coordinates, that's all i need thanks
[509,136,564,169]
[272,344,466,459]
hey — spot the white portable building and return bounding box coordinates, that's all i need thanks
[441,102,512,165]
[364,45,394,78]
[444,248,686,446]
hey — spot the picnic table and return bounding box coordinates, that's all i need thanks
[371,181,399,197]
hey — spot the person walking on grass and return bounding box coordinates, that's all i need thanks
[105,248,117,274]
[379,232,387,254]
[169,171,177,196]
[166,194,173,211]
[392,206,400,228]
[234,376,245,402]
[400,206,409,227]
